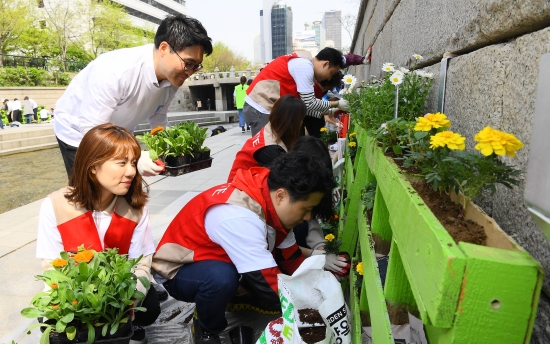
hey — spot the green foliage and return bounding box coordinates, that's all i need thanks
[0,67,69,86]
[21,246,148,344]
[361,182,377,211]
[320,128,338,146]
[0,0,30,55]
[137,122,209,160]
[345,65,433,134]
[202,42,251,72]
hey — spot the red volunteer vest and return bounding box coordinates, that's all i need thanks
[155,168,288,267]
[227,123,287,183]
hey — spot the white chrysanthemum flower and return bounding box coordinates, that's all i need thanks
[394,70,404,77]
[424,72,434,79]
[413,54,423,60]
[382,63,395,72]
[389,72,404,86]
[339,89,344,95]
[399,67,410,74]
[415,70,426,77]
[343,74,357,85]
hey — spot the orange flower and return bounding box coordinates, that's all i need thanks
[74,250,94,263]
[72,300,78,306]
[51,283,58,289]
[151,126,164,135]
[333,215,339,220]
[52,258,68,267]
[51,304,59,309]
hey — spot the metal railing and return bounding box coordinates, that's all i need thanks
[0,54,88,73]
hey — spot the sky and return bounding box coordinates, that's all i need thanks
[185,0,361,62]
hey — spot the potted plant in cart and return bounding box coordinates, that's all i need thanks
[21,246,150,344]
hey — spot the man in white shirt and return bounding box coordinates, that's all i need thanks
[54,14,212,176]
[40,107,50,122]
[11,98,22,123]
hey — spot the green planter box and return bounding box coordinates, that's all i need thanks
[341,127,543,343]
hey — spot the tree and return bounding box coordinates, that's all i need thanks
[82,1,152,59]
[16,26,58,58]
[0,0,30,63]
[202,42,251,72]
[340,13,357,42]
[41,0,82,61]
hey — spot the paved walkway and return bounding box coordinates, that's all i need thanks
[0,126,250,344]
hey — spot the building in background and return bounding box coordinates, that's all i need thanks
[323,10,341,50]
[271,0,293,59]
[312,20,325,50]
[112,0,187,29]
[293,30,318,56]
[260,0,272,64]
[253,33,262,65]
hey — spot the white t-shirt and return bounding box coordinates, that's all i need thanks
[40,109,50,119]
[36,197,155,259]
[54,44,178,147]
[204,204,296,273]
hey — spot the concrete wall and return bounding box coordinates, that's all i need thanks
[349,1,550,342]
[0,87,67,109]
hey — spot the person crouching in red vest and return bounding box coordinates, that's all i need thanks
[227,95,306,183]
[152,152,336,344]
[36,123,160,343]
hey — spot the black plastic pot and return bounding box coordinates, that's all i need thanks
[165,155,191,167]
[41,319,133,344]
[201,150,211,160]
[191,151,202,163]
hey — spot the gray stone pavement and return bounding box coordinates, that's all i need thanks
[0,126,251,344]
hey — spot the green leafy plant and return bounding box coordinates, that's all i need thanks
[21,246,149,344]
[319,127,338,146]
[136,126,168,160]
[361,182,377,211]
[348,132,357,159]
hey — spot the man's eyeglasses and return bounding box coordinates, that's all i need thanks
[168,44,203,72]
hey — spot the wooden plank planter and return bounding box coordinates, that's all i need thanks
[339,124,544,343]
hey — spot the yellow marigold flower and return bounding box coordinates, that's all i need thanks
[51,283,58,289]
[325,234,335,242]
[414,112,451,132]
[356,262,364,276]
[51,304,59,310]
[74,250,94,263]
[429,131,466,150]
[320,127,328,133]
[474,126,524,157]
[52,258,68,268]
[349,132,356,137]
[349,142,357,147]
[72,300,78,306]
[151,126,164,135]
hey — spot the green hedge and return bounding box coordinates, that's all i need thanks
[0,67,70,86]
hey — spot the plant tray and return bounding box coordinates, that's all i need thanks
[160,157,213,177]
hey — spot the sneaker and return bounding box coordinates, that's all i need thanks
[246,127,250,131]
[241,127,245,133]
[194,323,221,344]
[152,283,169,302]
[130,326,147,344]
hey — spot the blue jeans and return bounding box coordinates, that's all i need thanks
[238,109,245,127]
[163,260,239,334]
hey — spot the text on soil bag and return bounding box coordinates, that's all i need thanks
[327,305,350,340]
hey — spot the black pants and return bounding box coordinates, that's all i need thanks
[7,112,12,123]
[33,108,38,121]
[12,110,22,123]
[133,286,161,327]
[57,137,78,177]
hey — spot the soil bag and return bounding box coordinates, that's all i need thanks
[256,256,352,344]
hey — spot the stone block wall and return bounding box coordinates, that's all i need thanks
[349,1,550,342]
[0,87,67,109]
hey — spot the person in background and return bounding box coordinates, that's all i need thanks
[153,151,335,344]
[207,98,211,110]
[40,107,51,122]
[23,96,35,124]
[227,95,305,182]
[11,98,22,123]
[233,75,250,133]
[26,96,39,121]
[36,124,160,344]
[197,99,202,111]
[3,99,12,123]
[53,14,212,177]
[243,48,349,136]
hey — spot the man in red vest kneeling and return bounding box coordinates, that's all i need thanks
[152,152,335,344]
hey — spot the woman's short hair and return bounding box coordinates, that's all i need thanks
[269,95,307,151]
[66,123,148,211]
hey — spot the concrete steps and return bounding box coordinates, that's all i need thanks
[0,124,57,156]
